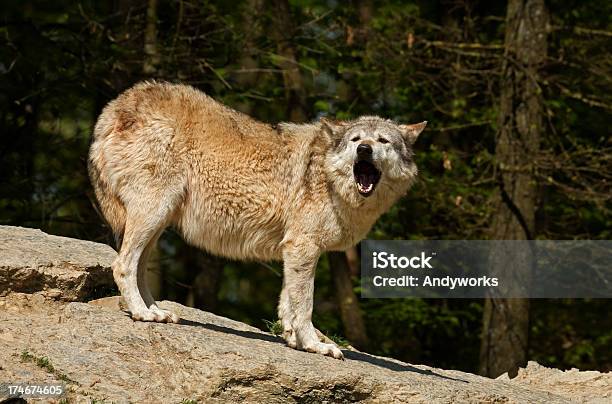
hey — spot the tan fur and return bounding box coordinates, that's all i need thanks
[89,81,426,359]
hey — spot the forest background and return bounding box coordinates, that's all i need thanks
[1,0,610,378]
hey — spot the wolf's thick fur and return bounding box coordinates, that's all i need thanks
[89,81,425,359]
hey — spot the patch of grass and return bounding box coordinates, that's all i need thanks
[328,334,351,348]
[21,350,54,372]
[20,350,78,385]
[262,319,283,336]
[180,400,197,404]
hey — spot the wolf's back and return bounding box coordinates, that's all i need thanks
[87,80,304,254]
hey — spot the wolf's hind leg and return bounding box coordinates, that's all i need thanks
[279,240,344,359]
[136,229,179,323]
[114,196,180,323]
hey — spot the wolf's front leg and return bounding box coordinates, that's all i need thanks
[278,240,344,359]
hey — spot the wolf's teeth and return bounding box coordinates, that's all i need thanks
[357,183,374,193]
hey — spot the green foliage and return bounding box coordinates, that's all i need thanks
[21,350,55,373]
[20,350,77,384]
[327,334,351,348]
[263,319,283,336]
[531,299,612,371]
[362,299,483,370]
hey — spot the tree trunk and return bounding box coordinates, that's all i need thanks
[479,0,548,378]
[328,252,370,349]
[233,0,265,114]
[269,0,306,122]
[143,0,160,75]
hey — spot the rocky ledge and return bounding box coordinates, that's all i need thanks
[0,226,609,403]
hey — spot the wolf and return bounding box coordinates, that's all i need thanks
[88,81,426,359]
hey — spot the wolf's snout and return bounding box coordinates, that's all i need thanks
[357,143,373,157]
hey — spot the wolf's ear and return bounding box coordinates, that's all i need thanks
[400,121,427,145]
[320,117,348,146]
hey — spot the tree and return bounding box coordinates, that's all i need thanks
[480,0,549,378]
[269,0,307,122]
[143,0,161,75]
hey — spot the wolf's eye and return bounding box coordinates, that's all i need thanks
[351,136,361,142]
[378,137,389,144]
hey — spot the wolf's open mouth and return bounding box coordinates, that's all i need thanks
[353,160,381,197]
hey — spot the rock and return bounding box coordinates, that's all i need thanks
[1,228,609,403]
[0,226,117,301]
[503,361,612,403]
[0,294,579,404]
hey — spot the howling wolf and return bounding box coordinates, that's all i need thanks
[88,81,426,359]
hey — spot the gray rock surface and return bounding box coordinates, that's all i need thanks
[0,226,116,301]
[1,227,609,403]
[498,361,612,403]
[0,293,594,404]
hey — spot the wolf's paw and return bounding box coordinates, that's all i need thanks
[131,307,179,323]
[151,306,180,323]
[304,342,344,360]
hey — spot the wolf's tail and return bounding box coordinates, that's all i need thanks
[88,109,127,250]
